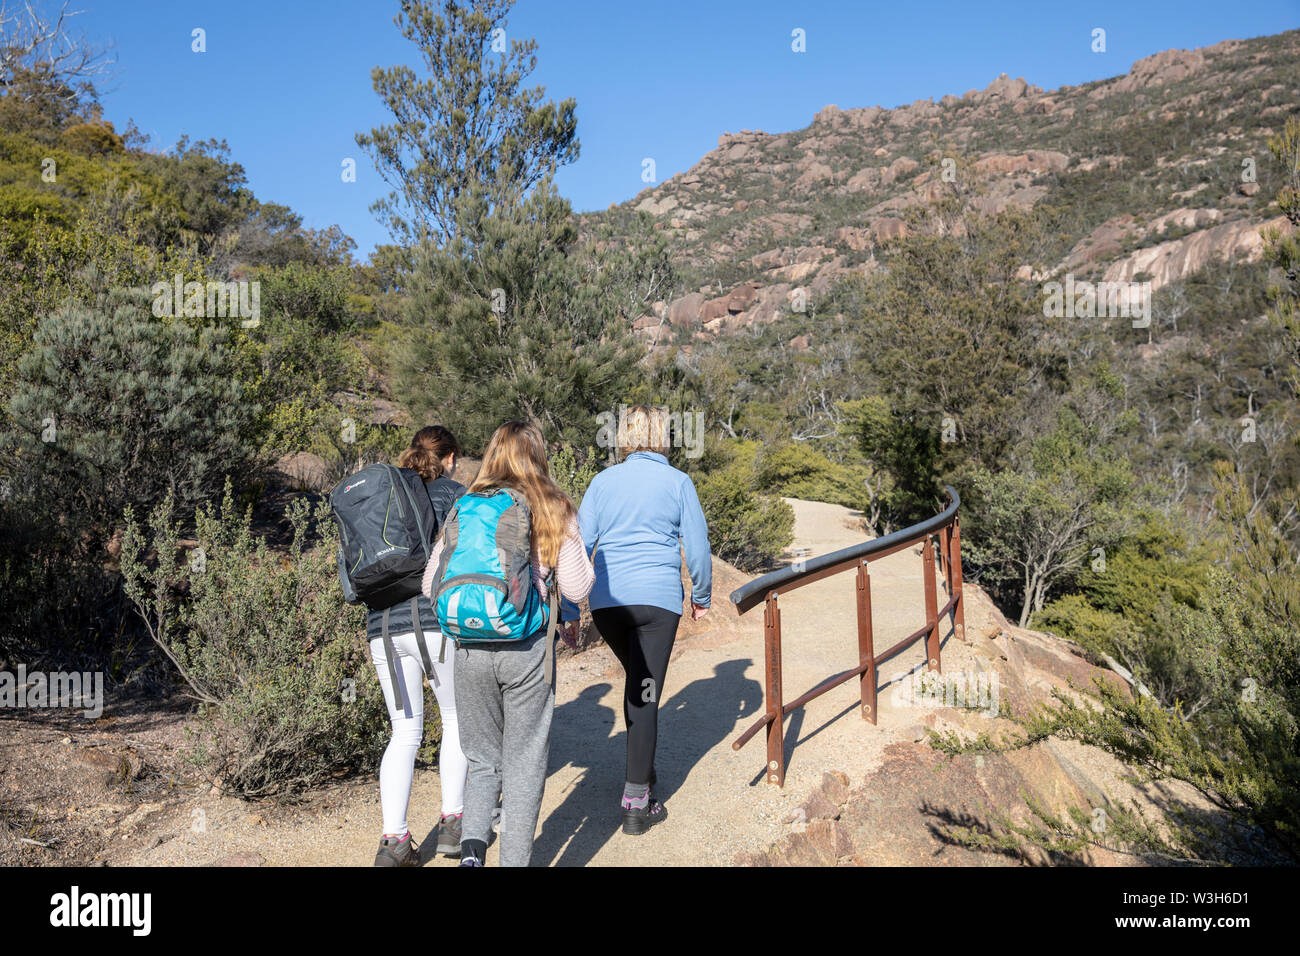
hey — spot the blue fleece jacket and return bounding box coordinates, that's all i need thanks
[563,451,712,619]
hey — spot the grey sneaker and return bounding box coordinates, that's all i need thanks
[374,833,420,867]
[436,813,463,857]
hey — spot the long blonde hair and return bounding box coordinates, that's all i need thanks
[468,420,575,566]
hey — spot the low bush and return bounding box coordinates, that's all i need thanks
[756,442,871,510]
[120,485,392,797]
[551,443,600,502]
[5,290,258,538]
[693,442,794,572]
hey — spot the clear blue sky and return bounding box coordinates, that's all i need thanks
[77,0,1300,262]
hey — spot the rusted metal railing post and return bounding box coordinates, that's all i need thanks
[764,592,785,786]
[922,537,941,672]
[728,486,962,784]
[855,560,877,725]
[938,524,949,580]
[950,517,966,643]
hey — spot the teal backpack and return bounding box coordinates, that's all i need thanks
[430,488,558,658]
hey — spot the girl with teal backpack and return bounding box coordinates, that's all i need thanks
[421,420,593,867]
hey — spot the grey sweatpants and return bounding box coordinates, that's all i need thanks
[454,629,554,867]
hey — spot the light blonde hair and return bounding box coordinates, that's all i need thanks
[468,420,576,566]
[617,404,672,459]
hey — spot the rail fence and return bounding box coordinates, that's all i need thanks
[728,487,966,786]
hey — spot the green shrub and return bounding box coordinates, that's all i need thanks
[1032,515,1212,706]
[693,441,794,572]
[936,561,1300,864]
[59,121,126,157]
[551,444,600,502]
[4,290,258,538]
[1030,594,1139,658]
[257,261,353,331]
[934,467,1300,864]
[756,442,871,510]
[120,486,391,797]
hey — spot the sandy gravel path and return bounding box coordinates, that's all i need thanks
[127,499,963,867]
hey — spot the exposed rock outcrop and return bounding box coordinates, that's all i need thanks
[1101,216,1290,292]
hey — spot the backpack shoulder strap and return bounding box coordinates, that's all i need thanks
[542,569,559,689]
[380,607,403,705]
[396,466,436,557]
[410,596,437,681]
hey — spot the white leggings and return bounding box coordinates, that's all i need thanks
[370,630,467,835]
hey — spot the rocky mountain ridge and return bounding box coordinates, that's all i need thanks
[585,30,1300,347]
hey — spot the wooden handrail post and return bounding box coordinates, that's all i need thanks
[764,592,785,786]
[923,537,941,673]
[855,560,877,725]
[950,517,967,643]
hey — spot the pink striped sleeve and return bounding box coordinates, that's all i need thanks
[533,519,594,602]
[421,539,444,600]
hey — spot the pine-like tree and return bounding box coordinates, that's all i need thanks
[398,174,650,450]
[356,0,579,247]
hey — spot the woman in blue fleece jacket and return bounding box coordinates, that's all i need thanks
[570,405,712,835]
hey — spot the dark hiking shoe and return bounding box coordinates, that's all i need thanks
[459,837,488,866]
[374,833,420,867]
[436,813,463,857]
[621,798,667,836]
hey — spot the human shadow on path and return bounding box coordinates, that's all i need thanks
[534,658,761,867]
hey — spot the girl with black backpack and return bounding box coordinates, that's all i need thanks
[366,425,469,866]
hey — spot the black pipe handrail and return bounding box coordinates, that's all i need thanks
[729,485,961,615]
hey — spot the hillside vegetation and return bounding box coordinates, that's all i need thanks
[1,3,1297,865]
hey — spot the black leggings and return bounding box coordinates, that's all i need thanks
[592,604,681,787]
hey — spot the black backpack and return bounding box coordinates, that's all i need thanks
[331,463,437,610]
[331,463,450,691]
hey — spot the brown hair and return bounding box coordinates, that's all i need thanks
[397,425,462,481]
[468,420,576,565]
[617,404,672,459]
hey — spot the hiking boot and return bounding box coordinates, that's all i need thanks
[621,798,667,836]
[374,832,420,867]
[436,813,463,857]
